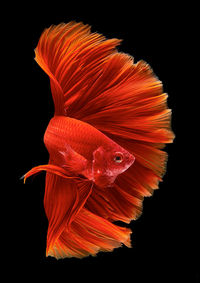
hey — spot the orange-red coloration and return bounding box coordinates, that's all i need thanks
[24,21,174,259]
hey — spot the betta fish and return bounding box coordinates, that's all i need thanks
[23,21,174,259]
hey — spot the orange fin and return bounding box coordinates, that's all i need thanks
[33,22,175,258]
[58,144,89,175]
[22,163,82,184]
[47,208,131,259]
[85,181,144,224]
[35,22,120,116]
[44,173,92,256]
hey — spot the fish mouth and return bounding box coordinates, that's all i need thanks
[113,155,134,175]
[124,153,135,170]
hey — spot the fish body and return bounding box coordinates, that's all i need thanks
[44,116,135,187]
[23,21,174,259]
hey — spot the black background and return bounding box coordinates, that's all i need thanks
[9,2,197,282]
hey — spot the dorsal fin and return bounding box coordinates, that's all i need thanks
[34,22,120,115]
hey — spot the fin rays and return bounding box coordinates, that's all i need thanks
[32,21,175,259]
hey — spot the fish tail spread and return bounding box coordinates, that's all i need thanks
[28,21,175,259]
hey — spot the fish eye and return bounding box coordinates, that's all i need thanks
[114,152,124,163]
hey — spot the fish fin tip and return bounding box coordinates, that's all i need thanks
[19,174,25,180]
[19,174,26,184]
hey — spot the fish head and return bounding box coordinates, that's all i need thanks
[92,143,135,187]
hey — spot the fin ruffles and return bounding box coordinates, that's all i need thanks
[34,22,175,258]
[44,173,131,259]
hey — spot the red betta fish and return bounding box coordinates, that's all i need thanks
[23,21,174,259]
